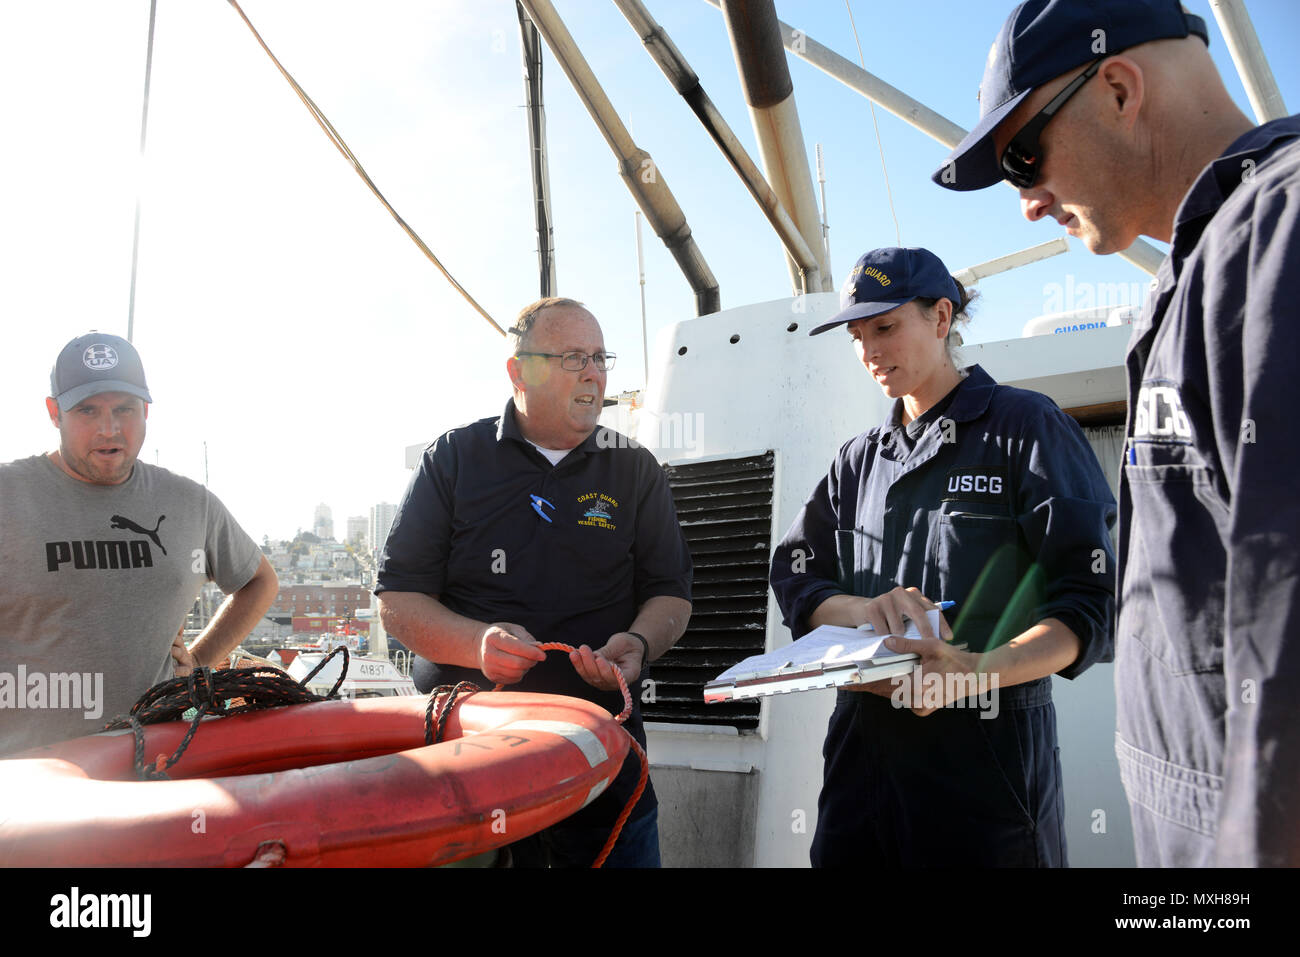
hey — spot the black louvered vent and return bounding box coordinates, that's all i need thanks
[646,452,774,731]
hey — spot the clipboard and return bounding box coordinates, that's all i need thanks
[704,610,949,703]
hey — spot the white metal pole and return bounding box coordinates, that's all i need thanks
[1208,0,1288,123]
[950,237,1071,288]
[816,142,831,283]
[701,0,1167,278]
[636,210,649,387]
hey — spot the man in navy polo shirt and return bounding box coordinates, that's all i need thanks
[934,0,1300,866]
[376,297,692,867]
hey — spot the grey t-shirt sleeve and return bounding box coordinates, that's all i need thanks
[202,489,263,595]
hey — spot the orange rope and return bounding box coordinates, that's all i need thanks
[501,642,633,719]
[594,735,648,868]
[492,642,648,868]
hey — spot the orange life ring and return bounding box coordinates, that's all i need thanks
[0,691,630,867]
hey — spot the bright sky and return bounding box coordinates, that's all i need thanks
[3,0,1297,543]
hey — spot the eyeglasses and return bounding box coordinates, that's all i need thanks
[515,350,617,372]
[1000,57,1104,189]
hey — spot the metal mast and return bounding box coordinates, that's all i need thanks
[517,2,557,297]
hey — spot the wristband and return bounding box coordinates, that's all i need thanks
[626,631,651,666]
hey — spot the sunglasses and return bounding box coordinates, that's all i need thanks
[1000,57,1104,189]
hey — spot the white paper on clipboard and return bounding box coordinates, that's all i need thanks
[704,609,940,703]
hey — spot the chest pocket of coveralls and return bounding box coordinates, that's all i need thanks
[927,504,1021,649]
[1123,439,1226,675]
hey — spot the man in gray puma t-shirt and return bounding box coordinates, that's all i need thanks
[0,332,278,755]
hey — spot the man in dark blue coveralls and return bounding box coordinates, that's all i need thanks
[936,0,1300,866]
[375,297,692,867]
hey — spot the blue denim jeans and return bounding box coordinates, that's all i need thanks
[508,806,661,868]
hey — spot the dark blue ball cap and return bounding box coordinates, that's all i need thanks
[50,332,152,412]
[932,0,1208,192]
[809,247,962,336]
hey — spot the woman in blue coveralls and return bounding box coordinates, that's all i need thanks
[769,247,1116,867]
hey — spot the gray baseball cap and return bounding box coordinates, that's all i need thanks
[50,332,152,411]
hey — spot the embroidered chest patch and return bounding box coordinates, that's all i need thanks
[941,466,1009,505]
[1132,380,1193,445]
[576,491,620,531]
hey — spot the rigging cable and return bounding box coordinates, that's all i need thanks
[126,0,159,343]
[226,0,506,337]
[844,0,902,247]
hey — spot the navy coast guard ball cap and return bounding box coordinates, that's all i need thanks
[50,332,152,412]
[932,0,1208,192]
[809,247,962,336]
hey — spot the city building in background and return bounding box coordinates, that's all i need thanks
[313,503,334,540]
[346,515,368,549]
[369,502,397,560]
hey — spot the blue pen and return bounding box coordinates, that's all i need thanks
[938,601,957,612]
